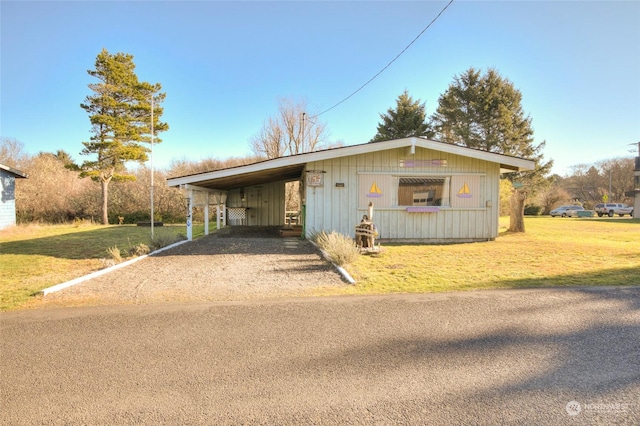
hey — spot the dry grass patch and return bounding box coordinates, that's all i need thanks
[318,216,640,296]
[0,223,202,311]
[311,230,361,267]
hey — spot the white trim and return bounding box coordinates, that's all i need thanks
[0,163,28,178]
[356,207,488,212]
[167,138,534,187]
[41,240,189,296]
[357,171,486,176]
[180,184,227,195]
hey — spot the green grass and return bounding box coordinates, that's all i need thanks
[325,216,640,296]
[2,217,639,311]
[0,222,214,311]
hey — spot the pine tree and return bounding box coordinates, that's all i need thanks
[79,49,168,225]
[369,90,432,142]
[431,68,553,232]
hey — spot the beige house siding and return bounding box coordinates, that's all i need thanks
[304,146,500,241]
[226,181,286,226]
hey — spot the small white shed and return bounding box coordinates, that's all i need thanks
[0,163,28,229]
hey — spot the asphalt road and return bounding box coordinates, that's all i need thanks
[2,287,639,425]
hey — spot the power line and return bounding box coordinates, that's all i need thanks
[315,0,455,118]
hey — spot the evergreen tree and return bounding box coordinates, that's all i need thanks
[431,68,552,232]
[369,90,432,142]
[79,49,167,225]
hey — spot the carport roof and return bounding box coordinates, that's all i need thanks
[167,137,535,191]
[0,163,28,179]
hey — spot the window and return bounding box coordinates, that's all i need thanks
[398,177,450,207]
[358,174,480,209]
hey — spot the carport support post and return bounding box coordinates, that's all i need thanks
[204,192,209,236]
[187,189,193,241]
[223,202,227,227]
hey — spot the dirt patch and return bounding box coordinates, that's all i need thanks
[41,229,348,308]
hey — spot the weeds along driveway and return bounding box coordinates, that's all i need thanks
[41,227,348,307]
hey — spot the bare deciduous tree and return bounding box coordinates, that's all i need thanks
[540,186,571,214]
[250,98,329,159]
[167,156,259,178]
[557,157,634,207]
[250,117,285,159]
[0,137,28,169]
[15,153,95,223]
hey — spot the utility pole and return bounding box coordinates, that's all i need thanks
[609,168,612,199]
[150,96,155,239]
[301,112,306,154]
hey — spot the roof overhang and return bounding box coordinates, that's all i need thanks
[0,163,28,178]
[170,163,305,191]
[167,137,535,190]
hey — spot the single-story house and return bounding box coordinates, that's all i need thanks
[167,137,534,242]
[0,163,28,230]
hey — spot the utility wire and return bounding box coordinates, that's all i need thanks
[315,0,455,118]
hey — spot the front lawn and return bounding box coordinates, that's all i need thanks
[0,222,211,311]
[330,216,640,296]
[2,217,638,311]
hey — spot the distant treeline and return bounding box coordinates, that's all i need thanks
[1,138,635,224]
[2,138,259,224]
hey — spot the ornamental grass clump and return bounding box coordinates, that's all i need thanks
[149,233,180,251]
[129,243,150,257]
[106,246,122,264]
[312,231,360,267]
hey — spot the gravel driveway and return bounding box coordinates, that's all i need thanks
[43,226,348,306]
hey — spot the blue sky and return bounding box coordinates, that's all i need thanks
[2,1,639,176]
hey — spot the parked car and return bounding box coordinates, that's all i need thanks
[564,206,587,217]
[550,205,585,217]
[593,203,634,217]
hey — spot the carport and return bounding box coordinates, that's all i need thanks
[167,159,306,240]
[169,138,535,242]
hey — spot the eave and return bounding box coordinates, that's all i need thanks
[167,137,535,191]
[0,163,28,178]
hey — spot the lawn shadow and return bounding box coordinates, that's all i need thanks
[583,217,640,224]
[0,225,186,260]
[289,287,640,421]
[489,266,640,290]
[152,232,323,258]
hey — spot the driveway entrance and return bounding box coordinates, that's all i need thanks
[42,227,346,307]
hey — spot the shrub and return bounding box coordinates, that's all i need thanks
[106,246,123,263]
[149,233,181,251]
[129,243,150,257]
[524,205,543,216]
[108,211,150,225]
[311,231,360,267]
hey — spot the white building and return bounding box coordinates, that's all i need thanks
[168,138,534,242]
[0,163,28,229]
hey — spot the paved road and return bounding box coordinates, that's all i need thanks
[2,287,639,425]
